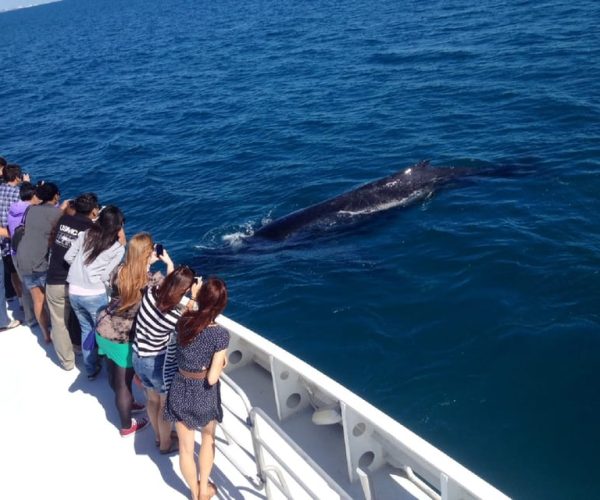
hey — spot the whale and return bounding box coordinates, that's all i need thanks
[253,161,489,240]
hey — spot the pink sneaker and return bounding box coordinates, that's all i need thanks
[131,401,146,413]
[120,417,149,437]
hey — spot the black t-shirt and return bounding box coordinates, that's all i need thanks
[46,214,94,285]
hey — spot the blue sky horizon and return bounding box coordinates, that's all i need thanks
[0,0,59,12]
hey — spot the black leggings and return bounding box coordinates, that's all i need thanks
[106,358,135,429]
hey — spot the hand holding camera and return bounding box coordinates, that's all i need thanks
[152,244,173,272]
[154,243,171,261]
[191,276,203,298]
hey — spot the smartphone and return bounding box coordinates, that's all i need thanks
[194,276,202,285]
[155,244,164,256]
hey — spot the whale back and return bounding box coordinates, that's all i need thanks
[253,161,471,240]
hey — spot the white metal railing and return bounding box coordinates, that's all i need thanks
[218,373,263,489]
[217,314,511,500]
[218,373,352,499]
[252,407,352,499]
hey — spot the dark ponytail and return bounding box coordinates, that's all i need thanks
[83,205,124,265]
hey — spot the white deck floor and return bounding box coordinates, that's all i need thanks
[0,302,509,500]
[0,304,265,500]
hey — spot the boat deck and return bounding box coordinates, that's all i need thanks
[0,325,420,499]
[1,301,507,499]
[0,316,264,499]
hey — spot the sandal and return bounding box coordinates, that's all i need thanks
[159,438,179,455]
[197,480,217,499]
[0,319,21,331]
[155,430,178,447]
[208,482,217,497]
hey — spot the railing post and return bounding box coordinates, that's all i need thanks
[356,467,375,500]
[270,355,311,421]
[341,402,384,483]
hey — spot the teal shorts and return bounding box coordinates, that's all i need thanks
[96,333,133,368]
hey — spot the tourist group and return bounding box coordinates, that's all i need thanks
[0,156,225,500]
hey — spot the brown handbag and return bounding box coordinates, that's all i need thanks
[95,297,140,344]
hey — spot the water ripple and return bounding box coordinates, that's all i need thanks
[1,0,599,497]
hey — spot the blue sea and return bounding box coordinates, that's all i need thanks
[2,0,599,497]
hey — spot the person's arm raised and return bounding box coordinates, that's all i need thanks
[160,248,175,274]
[118,227,127,246]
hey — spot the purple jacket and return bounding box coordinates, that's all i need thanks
[7,200,31,256]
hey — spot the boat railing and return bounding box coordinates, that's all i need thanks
[219,372,353,499]
[217,315,510,500]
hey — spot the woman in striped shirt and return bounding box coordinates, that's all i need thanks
[132,265,199,454]
[95,233,174,437]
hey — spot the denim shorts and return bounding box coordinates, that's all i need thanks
[22,271,47,290]
[133,351,166,394]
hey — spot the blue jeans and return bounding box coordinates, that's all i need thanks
[0,257,10,327]
[69,292,107,375]
[22,271,47,290]
[132,351,167,394]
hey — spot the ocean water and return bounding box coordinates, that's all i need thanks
[1,0,599,497]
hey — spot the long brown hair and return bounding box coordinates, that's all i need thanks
[153,265,195,313]
[177,277,227,347]
[117,233,154,313]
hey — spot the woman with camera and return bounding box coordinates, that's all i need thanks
[164,277,229,500]
[95,233,174,436]
[132,265,198,454]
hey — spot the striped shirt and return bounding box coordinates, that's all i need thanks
[132,287,187,357]
[163,332,178,392]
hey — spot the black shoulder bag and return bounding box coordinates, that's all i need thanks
[11,205,32,254]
